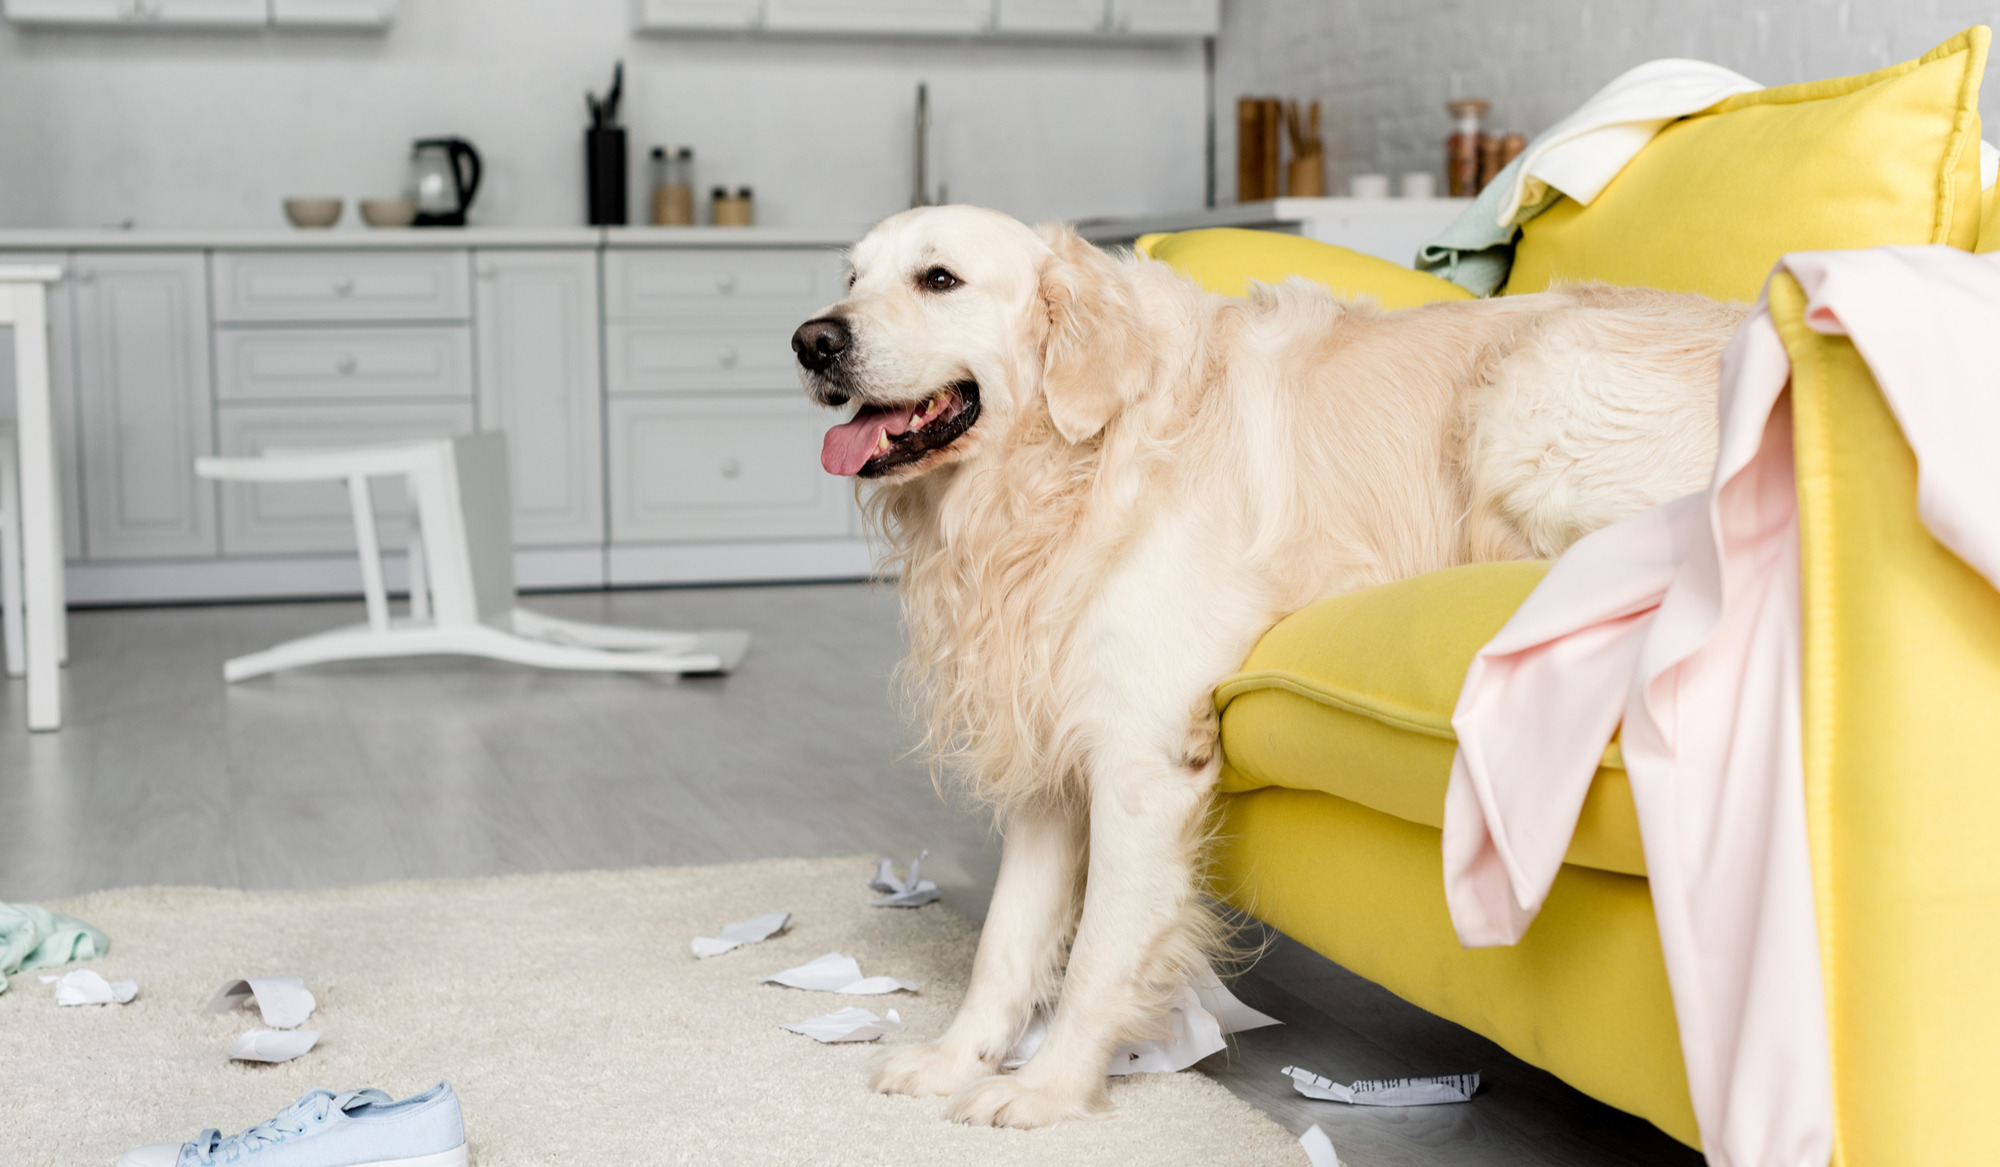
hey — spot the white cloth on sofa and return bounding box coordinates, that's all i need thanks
[1442,245,2000,1167]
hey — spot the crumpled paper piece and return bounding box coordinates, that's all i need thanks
[203,976,316,1030]
[761,952,919,995]
[1300,1124,1342,1167]
[1283,1065,1481,1106]
[40,969,136,1006]
[781,1006,903,1043]
[230,1028,321,1063]
[1006,966,1279,1076]
[868,851,940,908]
[691,911,791,958]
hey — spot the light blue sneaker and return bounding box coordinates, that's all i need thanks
[115,1082,466,1167]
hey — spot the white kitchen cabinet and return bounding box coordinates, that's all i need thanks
[0,253,84,561]
[996,0,1103,33]
[630,0,759,30]
[603,248,843,320]
[212,250,470,324]
[216,402,475,556]
[215,327,473,402]
[473,250,605,548]
[5,0,267,24]
[270,0,394,26]
[606,319,805,396]
[764,0,992,34]
[1108,0,1215,35]
[71,253,217,561]
[609,396,852,543]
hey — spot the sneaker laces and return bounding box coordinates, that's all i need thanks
[183,1089,391,1165]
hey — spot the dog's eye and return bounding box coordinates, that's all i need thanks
[846,271,857,290]
[921,266,961,293]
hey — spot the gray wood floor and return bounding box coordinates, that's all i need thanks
[0,584,1699,1167]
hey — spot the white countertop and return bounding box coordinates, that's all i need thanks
[0,224,863,251]
[1077,197,1474,243]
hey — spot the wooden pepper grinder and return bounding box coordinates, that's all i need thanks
[1446,98,1490,197]
[1283,100,1325,197]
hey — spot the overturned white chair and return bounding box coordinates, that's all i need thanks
[196,432,748,683]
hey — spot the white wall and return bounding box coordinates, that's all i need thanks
[0,0,1207,229]
[1217,0,2000,199]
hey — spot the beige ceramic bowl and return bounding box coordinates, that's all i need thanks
[360,198,418,228]
[283,197,344,229]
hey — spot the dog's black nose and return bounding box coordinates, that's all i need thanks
[792,317,851,372]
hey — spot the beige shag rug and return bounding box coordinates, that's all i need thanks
[0,859,1303,1166]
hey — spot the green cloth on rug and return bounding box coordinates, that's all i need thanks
[0,902,110,994]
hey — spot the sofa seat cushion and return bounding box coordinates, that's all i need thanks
[1505,27,1989,302]
[1137,227,1473,310]
[1215,561,1647,877]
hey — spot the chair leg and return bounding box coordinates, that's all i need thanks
[0,437,23,680]
[221,622,731,683]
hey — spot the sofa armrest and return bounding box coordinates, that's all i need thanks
[1777,271,2000,1167]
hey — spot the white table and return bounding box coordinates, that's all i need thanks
[1,265,68,731]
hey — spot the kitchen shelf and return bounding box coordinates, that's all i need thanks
[631,0,1218,38]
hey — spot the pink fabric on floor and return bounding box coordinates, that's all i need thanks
[1442,246,2000,1167]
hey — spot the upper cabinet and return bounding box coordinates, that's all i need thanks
[633,0,1215,36]
[3,0,396,27]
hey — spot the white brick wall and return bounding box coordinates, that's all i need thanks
[1216,0,1998,199]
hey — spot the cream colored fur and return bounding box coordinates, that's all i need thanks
[796,206,1745,1129]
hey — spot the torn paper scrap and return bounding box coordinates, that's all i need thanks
[40,969,137,1006]
[203,977,316,1030]
[1299,1124,1342,1167]
[781,1006,903,1043]
[691,910,791,959]
[229,1028,321,1064]
[868,851,941,908]
[1006,965,1279,1076]
[1283,1065,1481,1106]
[762,952,918,995]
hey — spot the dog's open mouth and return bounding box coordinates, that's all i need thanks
[820,380,981,477]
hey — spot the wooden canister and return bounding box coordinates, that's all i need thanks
[712,186,753,227]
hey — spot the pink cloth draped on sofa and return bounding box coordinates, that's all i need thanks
[1442,246,2000,1167]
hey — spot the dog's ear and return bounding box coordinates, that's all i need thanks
[1037,224,1154,443]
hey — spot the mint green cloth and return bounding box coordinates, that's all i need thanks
[1414,153,1560,297]
[0,902,110,995]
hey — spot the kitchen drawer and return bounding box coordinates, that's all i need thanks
[606,318,804,395]
[603,248,844,319]
[216,402,475,556]
[609,396,853,542]
[216,327,472,402]
[212,250,470,323]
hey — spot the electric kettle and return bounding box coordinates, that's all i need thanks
[408,138,482,227]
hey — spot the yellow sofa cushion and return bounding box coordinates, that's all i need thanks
[1506,27,1990,301]
[1210,787,1696,1147]
[1979,182,1999,252]
[1214,561,1646,877]
[1137,227,1473,310]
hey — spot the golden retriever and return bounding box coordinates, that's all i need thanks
[791,205,1744,1128]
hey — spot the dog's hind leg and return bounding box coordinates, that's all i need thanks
[947,747,1219,1127]
[874,802,1085,1098]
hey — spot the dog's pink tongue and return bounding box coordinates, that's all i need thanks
[822,409,893,476]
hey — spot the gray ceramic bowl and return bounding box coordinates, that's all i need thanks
[283,197,343,229]
[360,198,418,228]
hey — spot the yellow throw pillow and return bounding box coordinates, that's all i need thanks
[1506,28,1989,301]
[1979,182,1999,253]
[1137,227,1473,310]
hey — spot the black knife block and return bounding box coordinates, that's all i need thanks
[586,127,627,226]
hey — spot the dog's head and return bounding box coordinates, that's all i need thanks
[796,205,1156,481]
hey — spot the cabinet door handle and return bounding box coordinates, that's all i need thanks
[719,458,743,480]
[717,347,739,368]
[332,277,356,296]
[715,273,738,294]
[477,267,497,281]
[71,270,95,285]
[336,354,358,375]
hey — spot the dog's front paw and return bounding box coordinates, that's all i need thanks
[873,1042,994,1097]
[947,1073,1108,1128]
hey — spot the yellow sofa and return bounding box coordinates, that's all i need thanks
[1154,28,2000,1163]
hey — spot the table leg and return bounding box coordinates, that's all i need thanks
[9,286,62,731]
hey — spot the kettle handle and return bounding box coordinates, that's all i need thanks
[450,140,483,213]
